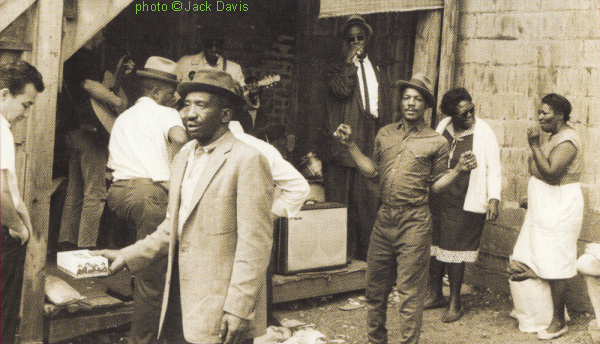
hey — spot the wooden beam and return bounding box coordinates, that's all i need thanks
[435,0,460,124]
[19,0,64,342]
[60,0,133,63]
[0,0,36,33]
[412,9,443,126]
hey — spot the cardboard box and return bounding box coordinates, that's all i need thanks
[57,250,109,279]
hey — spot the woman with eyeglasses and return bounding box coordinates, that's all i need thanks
[510,93,583,340]
[426,87,502,323]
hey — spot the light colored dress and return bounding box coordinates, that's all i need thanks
[511,127,584,279]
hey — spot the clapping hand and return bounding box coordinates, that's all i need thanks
[333,124,353,147]
[456,150,477,171]
[527,126,541,147]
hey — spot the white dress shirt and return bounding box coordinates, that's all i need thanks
[229,121,309,217]
[108,97,184,182]
[178,139,219,234]
[1,115,29,241]
[353,55,379,118]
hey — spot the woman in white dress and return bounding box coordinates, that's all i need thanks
[510,93,584,340]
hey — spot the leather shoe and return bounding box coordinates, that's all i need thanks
[441,308,464,323]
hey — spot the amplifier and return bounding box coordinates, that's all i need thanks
[275,202,347,275]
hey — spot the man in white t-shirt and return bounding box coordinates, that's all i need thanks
[0,60,44,344]
[106,56,187,344]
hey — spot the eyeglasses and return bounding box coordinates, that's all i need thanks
[346,34,365,43]
[454,104,475,118]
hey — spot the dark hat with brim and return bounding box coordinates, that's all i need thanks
[395,73,436,108]
[341,15,373,37]
[136,56,179,85]
[177,69,244,105]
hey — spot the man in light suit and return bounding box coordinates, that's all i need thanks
[97,70,274,344]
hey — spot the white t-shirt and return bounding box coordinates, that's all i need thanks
[108,97,184,182]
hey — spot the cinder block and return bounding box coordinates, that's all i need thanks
[565,10,600,39]
[459,13,478,39]
[504,120,529,148]
[582,184,600,213]
[460,0,498,14]
[556,69,584,98]
[580,211,600,242]
[490,94,518,120]
[518,13,541,39]
[457,39,494,64]
[493,40,537,65]
[501,147,530,173]
[533,12,564,39]
[538,66,560,94]
[507,67,537,97]
[496,13,521,39]
[583,40,600,67]
[475,13,499,38]
[539,0,594,11]
[585,98,600,126]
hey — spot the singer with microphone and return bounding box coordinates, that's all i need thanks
[321,15,389,261]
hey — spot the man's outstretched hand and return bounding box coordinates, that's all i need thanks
[90,249,127,275]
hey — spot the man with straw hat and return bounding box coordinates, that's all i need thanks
[334,74,477,343]
[106,56,187,344]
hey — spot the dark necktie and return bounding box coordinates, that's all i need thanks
[359,58,370,116]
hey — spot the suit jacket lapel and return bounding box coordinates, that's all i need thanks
[180,131,236,227]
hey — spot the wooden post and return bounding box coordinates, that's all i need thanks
[19,0,63,342]
[435,0,460,125]
[412,9,443,126]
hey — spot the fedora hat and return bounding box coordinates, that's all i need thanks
[177,70,244,105]
[341,15,373,37]
[395,73,436,108]
[136,56,178,85]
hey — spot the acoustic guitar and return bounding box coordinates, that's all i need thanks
[89,55,132,133]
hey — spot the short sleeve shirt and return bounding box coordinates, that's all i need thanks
[373,120,449,207]
[108,97,184,182]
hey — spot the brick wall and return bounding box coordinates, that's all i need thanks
[456,0,600,310]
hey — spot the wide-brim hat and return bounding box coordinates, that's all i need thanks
[395,73,436,108]
[177,69,244,105]
[136,56,178,85]
[341,15,373,37]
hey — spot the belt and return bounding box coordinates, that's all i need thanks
[112,178,155,186]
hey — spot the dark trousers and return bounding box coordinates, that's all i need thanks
[323,163,379,261]
[1,225,27,344]
[366,204,431,344]
[107,179,169,344]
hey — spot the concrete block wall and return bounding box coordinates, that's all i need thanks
[456,0,600,310]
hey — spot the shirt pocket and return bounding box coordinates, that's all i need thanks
[406,142,432,169]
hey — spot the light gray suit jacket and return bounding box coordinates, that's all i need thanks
[121,130,274,343]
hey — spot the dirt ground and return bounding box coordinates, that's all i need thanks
[60,286,596,344]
